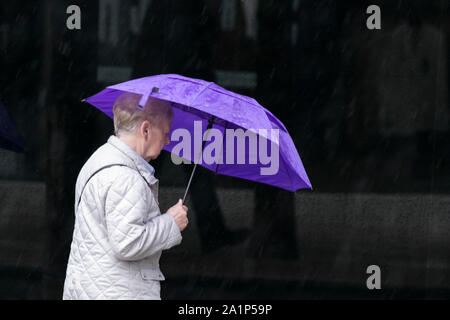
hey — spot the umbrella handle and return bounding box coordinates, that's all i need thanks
[182,116,215,203]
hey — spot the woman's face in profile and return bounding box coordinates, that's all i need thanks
[145,117,172,161]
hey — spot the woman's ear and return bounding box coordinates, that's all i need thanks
[142,120,152,138]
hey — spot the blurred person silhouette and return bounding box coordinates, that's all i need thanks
[348,1,448,188]
[132,0,249,254]
[246,0,300,260]
[379,3,448,181]
[291,0,348,186]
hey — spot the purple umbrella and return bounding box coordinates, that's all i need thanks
[0,98,25,153]
[84,74,312,199]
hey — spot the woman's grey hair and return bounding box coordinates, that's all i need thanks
[113,92,174,137]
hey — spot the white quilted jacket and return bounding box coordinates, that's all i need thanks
[63,135,182,300]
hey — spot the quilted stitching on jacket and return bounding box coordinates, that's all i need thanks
[63,135,182,300]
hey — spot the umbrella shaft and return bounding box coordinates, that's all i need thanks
[182,117,215,203]
[182,162,198,203]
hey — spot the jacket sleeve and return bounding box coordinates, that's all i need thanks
[104,169,182,261]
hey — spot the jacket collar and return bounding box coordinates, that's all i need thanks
[107,135,158,187]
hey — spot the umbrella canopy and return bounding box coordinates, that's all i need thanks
[0,98,25,153]
[84,74,312,192]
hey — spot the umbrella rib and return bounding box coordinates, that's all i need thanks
[215,119,227,174]
[208,87,260,108]
[189,81,215,107]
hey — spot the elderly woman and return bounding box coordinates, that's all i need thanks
[63,92,188,300]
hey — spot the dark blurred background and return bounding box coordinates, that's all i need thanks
[1,0,450,299]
